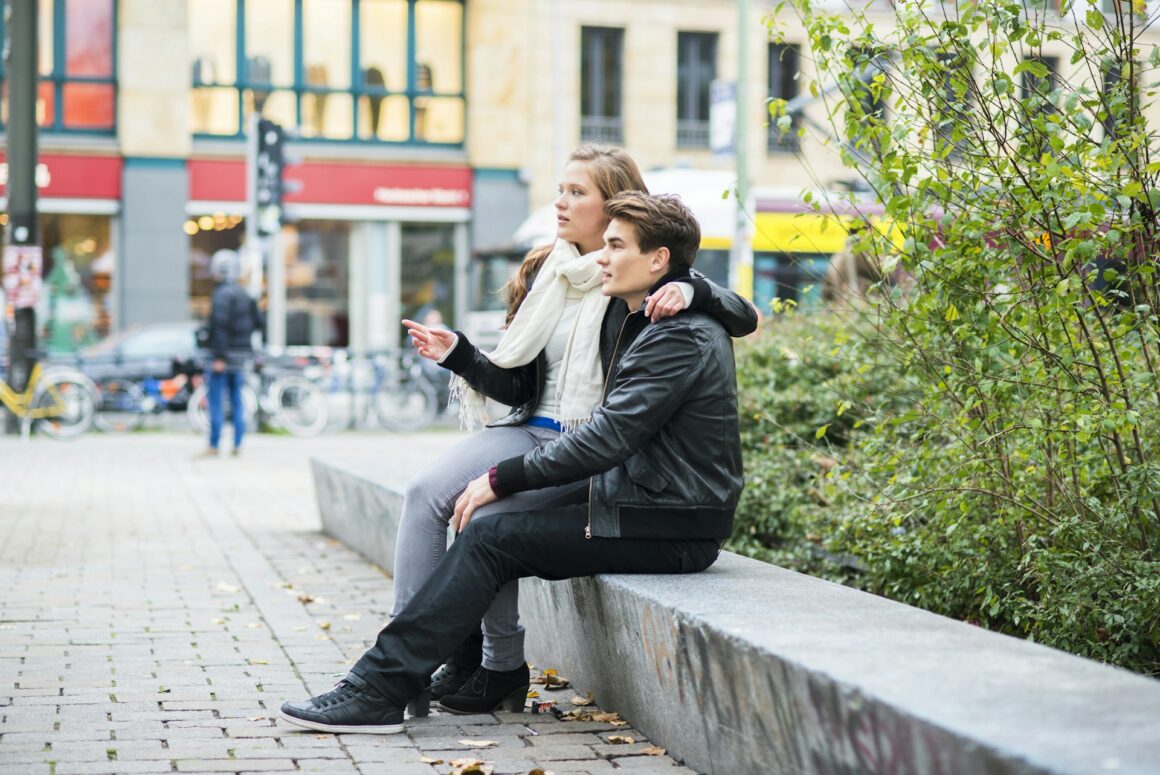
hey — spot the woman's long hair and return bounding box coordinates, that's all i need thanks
[503,144,649,324]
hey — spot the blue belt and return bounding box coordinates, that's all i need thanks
[526,416,563,432]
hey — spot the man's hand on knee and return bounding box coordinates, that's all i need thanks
[453,473,498,533]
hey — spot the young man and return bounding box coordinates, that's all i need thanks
[280,192,745,734]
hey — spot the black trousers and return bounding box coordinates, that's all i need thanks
[350,504,720,705]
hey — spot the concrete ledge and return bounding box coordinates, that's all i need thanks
[312,457,409,576]
[312,456,1160,775]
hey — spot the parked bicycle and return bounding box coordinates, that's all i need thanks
[92,358,203,433]
[320,349,438,433]
[187,353,327,437]
[0,355,98,440]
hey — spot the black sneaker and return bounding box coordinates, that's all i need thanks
[430,661,480,700]
[279,676,404,734]
[437,663,530,715]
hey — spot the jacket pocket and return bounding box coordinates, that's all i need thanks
[624,452,670,493]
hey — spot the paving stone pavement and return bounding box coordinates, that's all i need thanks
[0,432,698,775]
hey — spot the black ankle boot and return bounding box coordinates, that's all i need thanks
[437,663,530,715]
[430,661,480,700]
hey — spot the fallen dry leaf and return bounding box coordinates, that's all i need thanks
[245,622,262,629]
[552,707,626,725]
[210,619,226,625]
[570,694,594,706]
[419,756,444,764]
[591,711,626,725]
[531,670,571,690]
[448,758,493,775]
[607,735,635,745]
[641,745,666,756]
[247,716,269,722]
[342,613,361,621]
[249,659,269,665]
[297,594,315,604]
[458,739,498,748]
[215,582,239,594]
[318,621,331,630]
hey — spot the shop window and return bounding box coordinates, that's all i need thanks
[0,0,117,133]
[0,213,114,351]
[401,223,456,340]
[753,251,831,315]
[580,27,624,144]
[284,220,352,347]
[185,213,247,319]
[677,31,717,149]
[768,43,800,153]
[189,0,465,145]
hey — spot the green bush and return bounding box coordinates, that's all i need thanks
[736,0,1160,677]
[731,309,1160,676]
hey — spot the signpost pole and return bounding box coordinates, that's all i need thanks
[4,0,42,434]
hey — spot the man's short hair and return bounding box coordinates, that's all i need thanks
[603,192,701,270]
[210,249,241,282]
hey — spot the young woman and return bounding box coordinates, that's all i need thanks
[395,145,757,715]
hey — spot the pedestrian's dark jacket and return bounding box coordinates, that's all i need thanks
[488,267,744,541]
[208,282,263,365]
[439,269,756,428]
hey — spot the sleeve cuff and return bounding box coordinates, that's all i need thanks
[439,330,475,372]
[487,466,504,499]
[493,456,530,495]
[685,277,712,311]
[674,281,695,309]
[435,333,460,364]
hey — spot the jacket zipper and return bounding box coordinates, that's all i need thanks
[587,312,637,539]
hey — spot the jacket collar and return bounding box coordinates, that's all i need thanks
[633,266,693,312]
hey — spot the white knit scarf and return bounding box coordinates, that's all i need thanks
[451,239,609,430]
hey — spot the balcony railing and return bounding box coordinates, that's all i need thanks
[580,115,624,144]
[676,119,710,148]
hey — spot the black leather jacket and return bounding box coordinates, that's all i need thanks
[492,274,744,541]
[439,270,757,428]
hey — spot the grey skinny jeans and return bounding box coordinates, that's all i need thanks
[390,423,587,672]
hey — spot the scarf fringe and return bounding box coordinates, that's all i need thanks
[451,372,594,432]
[450,374,490,431]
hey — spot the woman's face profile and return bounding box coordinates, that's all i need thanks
[554,161,608,253]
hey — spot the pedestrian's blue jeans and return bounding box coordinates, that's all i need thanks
[208,369,245,450]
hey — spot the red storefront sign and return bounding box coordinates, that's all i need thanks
[0,153,122,200]
[189,159,472,208]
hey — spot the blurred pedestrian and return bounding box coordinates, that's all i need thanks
[200,249,262,457]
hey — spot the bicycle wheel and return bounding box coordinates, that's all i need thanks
[32,372,97,440]
[187,383,259,434]
[270,375,328,437]
[374,372,438,432]
[94,379,146,433]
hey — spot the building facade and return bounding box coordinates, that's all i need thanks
[2,0,1156,351]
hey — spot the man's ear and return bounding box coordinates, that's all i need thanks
[649,246,671,275]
